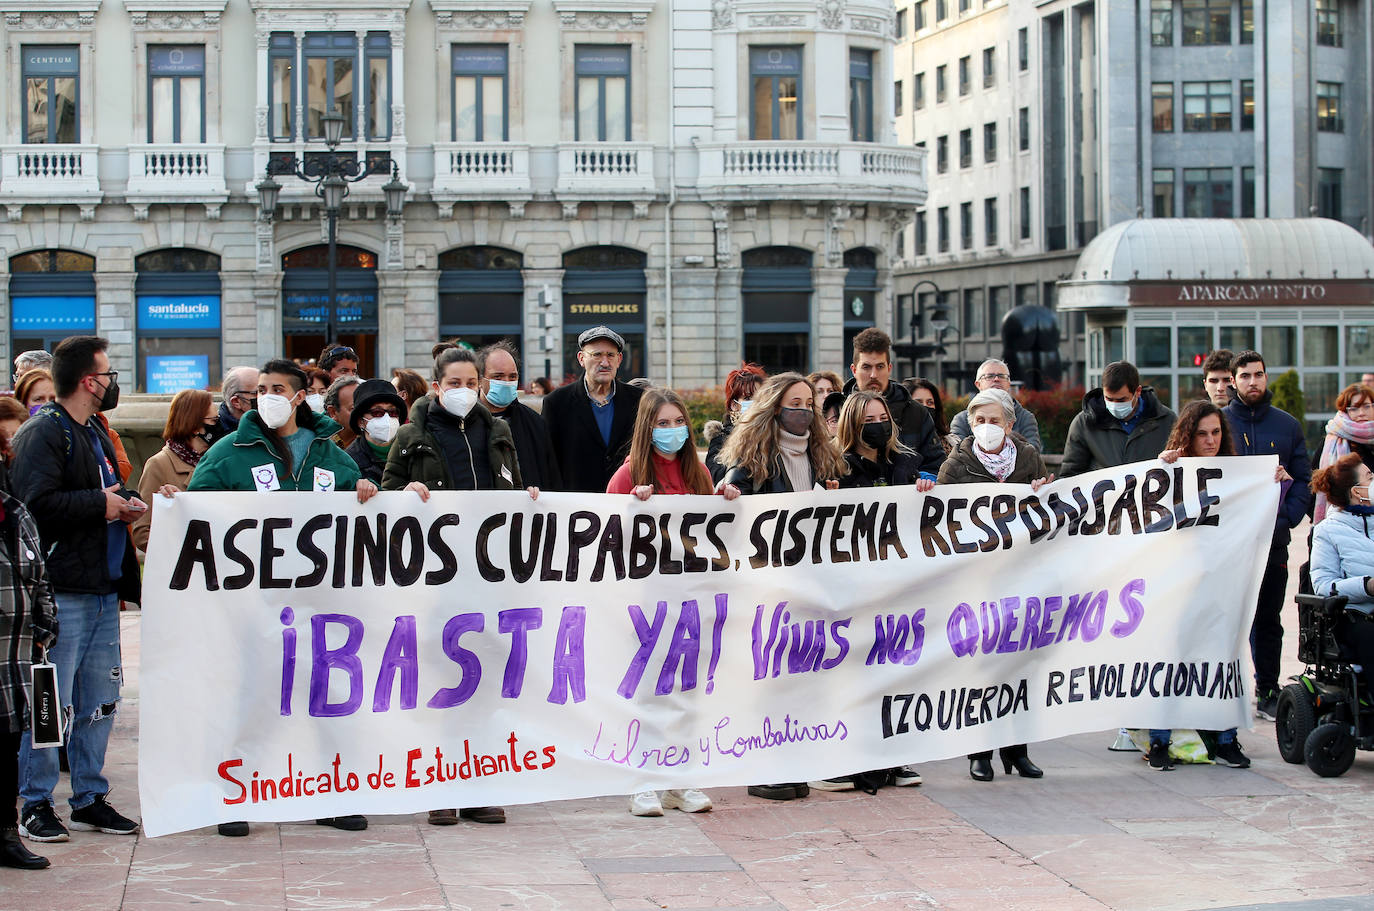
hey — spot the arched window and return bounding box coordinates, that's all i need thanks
[9,249,96,371]
[135,248,223,393]
[439,246,524,352]
[742,246,812,372]
[561,246,647,380]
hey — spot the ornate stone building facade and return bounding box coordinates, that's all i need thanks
[0,0,924,391]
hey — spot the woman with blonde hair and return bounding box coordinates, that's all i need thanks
[718,373,844,802]
[607,387,736,816]
[835,390,935,490]
[718,372,846,498]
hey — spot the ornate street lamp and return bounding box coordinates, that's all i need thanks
[255,111,409,347]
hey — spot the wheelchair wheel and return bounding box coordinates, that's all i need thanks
[1276,684,1317,764]
[1304,722,1357,777]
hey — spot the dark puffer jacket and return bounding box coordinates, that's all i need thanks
[1060,387,1176,478]
[839,450,924,488]
[383,396,522,492]
[842,378,946,475]
[1225,389,1312,541]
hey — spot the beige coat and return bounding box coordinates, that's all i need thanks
[133,445,195,552]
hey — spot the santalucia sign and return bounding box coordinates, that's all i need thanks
[138,457,1279,836]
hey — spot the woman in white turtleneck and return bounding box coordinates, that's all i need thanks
[717,372,847,802]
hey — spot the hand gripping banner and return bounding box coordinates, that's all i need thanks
[138,456,1278,835]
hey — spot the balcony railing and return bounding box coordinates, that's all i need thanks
[126,144,228,199]
[696,142,926,205]
[556,142,655,197]
[432,142,531,195]
[0,144,101,201]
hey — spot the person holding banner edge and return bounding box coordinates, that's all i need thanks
[936,388,1053,782]
[180,358,376,837]
[607,386,738,815]
[1150,399,1289,771]
[719,372,846,801]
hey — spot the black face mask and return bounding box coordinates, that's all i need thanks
[778,407,813,436]
[860,420,892,450]
[96,377,120,413]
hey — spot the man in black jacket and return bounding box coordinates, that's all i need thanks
[1225,350,1312,720]
[541,327,643,492]
[477,341,562,490]
[842,328,945,475]
[12,336,143,844]
[210,365,260,444]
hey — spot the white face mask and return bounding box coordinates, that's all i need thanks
[305,393,326,414]
[971,423,1005,452]
[257,393,296,430]
[440,387,478,419]
[365,415,399,445]
[1105,398,1136,420]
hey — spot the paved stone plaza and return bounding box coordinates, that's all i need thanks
[3,528,1373,911]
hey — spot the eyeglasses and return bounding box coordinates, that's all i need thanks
[91,370,119,384]
[978,372,1009,382]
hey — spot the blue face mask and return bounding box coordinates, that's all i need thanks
[485,379,518,409]
[652,425,690,456]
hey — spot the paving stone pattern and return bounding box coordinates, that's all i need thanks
[4,529,1373,910]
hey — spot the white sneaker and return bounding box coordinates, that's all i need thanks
[892,765,923,787]
[661,788,712,813]
[1108,728,1137,751]
[629,791,663,816]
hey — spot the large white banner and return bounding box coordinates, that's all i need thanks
[138,457,1277,836]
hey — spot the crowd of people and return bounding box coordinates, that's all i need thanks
[1,326,1372,871]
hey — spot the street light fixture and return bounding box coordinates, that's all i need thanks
[255,109,409,350]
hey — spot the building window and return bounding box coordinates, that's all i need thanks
[849,49,874,142]
[982,47,995,89]
[1240,79,1254,131]
[983,121,996,162]
[894,79,903,117]
[915,211,928,255]
[1319,168,1343,221]
[268,34,294,141]
[148,46,205,144]
[564,246,647,379]
[936,0,947,22]
[1316,0,1341,47]
[914,0,927,29]
[1183,167,1232,217]
[958,56,970,96]
[1153,168,1174,217]
[984,197,998,246]
[1019,187,1030,239]
[896,8,908,38]
[304,33,359,141]
[935,65,947,103]
[9,250,96,368]
[135,249,223,394]
[364,33,391,140]
[1018,106,1029,150]
[958,0,970,13]
[453,45,508,142]
[1242,166,1255,217]
[1151,0,1173,46]
[22,46,79,144]
[578,45,633,141]
[749,47,800,141]
[1182,80,1231,132]
[1018,27,1029,70]
[1316,82,1343,132]
[439,246,525,353]
[960,201,973,249]
[1240,0,1254,43]
[963,288,984,337]
[1181,0,1230,45]
[959,128,972,168]
[937,206,949,252]
[936,134,948,173]
[914,72,925,109]
[1152,82,1173,132]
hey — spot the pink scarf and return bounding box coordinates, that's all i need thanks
[1314,414,1374,523]
[973,438,1017,481]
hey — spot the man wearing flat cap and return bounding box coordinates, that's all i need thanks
[540,326,643,492]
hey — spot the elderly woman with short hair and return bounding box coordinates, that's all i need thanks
[937,388,1053,781]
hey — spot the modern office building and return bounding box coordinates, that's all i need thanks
[892,0,1373,396]
[0,0,923,392]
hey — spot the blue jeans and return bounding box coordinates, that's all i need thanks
[1149,728,1236,746]
[20,591,122,812]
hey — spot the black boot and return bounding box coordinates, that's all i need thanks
[1,827,50,870]
[1000,745,1043,778]
[968,754,994,782]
